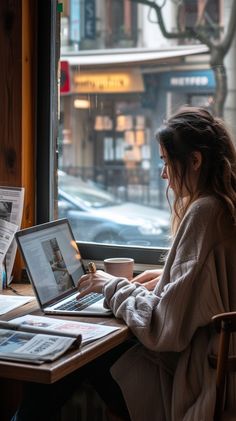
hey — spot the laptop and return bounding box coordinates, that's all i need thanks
[15,219,112,316]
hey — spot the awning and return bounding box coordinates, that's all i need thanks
[61,45,209,67]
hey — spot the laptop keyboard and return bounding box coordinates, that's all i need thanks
[56,293,103,311]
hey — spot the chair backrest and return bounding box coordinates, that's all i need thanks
[209,312,236,421]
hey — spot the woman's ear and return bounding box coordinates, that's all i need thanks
[191,151,202,171]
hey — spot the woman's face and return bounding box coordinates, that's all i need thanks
[159,145,176,191]
[159,144,200,197]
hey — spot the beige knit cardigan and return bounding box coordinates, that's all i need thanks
[103,196,236,421]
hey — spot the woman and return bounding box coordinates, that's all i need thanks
[77,106,236,420]
[13,106,236,421]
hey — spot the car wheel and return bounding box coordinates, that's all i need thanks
[94,232,124,245]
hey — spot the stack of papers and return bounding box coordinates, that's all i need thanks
[0,295,35,315]
[9,314,120,345]
[0,315,121,365]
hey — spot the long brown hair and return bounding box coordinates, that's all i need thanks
[156,106,236,234]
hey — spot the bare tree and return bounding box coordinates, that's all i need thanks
[128,0,236,117]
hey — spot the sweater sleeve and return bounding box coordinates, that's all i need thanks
[103,199,225,352]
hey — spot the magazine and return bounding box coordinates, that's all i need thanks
[0,322,81,365]
[9,314,120,345]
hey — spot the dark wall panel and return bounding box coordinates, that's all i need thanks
[0,0,22,185]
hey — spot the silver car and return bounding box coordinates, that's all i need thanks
[58,172,170,247]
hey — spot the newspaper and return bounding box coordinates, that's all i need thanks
[0,327,81,364]
[9,314,120,345]
[0,219,18,289]
[0,187,24,284]
[0,295,35,315]
[0,219,18,264]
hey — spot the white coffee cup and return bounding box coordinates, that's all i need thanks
[103,257,134,280]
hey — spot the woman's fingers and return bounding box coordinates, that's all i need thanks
[78,273,91,288]
[77,284,93,299]
[142,278,159,291]
[76,268,162,298]
[76,270,116,299]
[131,269,163,284]
[76,274,93,298]
[131,272,153,284]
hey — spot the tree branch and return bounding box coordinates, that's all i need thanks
[126,0,236,117]
[129,0,192,39]
[189,26,212,49]
[128,0,236,53]
[220,0,236,54]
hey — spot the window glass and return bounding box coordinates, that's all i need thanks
[57,0,234,248]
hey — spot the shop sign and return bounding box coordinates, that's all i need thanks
[73,70,144,93]
[85,0,96,39]
[70,0,80,43]
[60,61,70,94]
[159,70,215,91]
[170,75,209,87]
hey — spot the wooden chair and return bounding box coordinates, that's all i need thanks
[208,312,236,421]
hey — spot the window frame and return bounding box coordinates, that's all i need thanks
[36,0,59,223]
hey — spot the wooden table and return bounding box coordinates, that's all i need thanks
[0,284,131,420]
[0,284,131,384]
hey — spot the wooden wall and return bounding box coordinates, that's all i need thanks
[0,0,37,283]
[0,0,22,186]
[0,2,37,418]
[0,0,36,228]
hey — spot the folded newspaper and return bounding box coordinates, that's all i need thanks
[0,186,25,286]
[0,315,120,364]
[0,320,82,365]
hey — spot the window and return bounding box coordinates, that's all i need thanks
[182,0,222,39]
[104,0,138,48]
[58,0,173,250]
[52,0,235,260]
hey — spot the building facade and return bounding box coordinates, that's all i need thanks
[59,0,221,212]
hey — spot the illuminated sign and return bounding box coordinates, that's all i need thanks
[159,70,215,91]
[170,76,209,86]
[73,70,144,93]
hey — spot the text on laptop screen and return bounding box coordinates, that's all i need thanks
[17,220,84,306]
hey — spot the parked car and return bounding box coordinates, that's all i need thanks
[58,172,170,247]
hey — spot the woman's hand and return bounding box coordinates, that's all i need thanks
[77,270,117,299]
[131,269,163,291]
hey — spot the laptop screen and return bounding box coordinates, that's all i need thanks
[16,219,85,306]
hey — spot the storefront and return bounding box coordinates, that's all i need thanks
[156,69,216,116]
[60,65,148,184]
[59,46,212,201]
